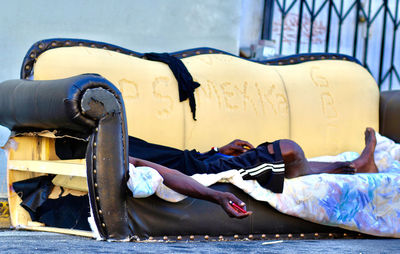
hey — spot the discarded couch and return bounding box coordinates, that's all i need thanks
[1,38,399,240]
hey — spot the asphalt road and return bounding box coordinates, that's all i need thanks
[1,230,400,253]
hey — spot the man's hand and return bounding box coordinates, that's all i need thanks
[130,157,252,219]
[219,139,254,156]
[214,191,252,219]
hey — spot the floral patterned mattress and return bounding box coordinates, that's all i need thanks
[152,133,400,238]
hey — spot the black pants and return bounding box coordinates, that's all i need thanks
[129,137,285,193]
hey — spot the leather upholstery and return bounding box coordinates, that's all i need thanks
[380,90,400,143]
[0,74,130,240]
[128,183,350,237]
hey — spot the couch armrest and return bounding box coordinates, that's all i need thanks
[0,74,130,240]
[380,90,400,143]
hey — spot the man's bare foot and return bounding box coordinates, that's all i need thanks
[351,127,378,173]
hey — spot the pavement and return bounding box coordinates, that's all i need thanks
[0,230,400,253]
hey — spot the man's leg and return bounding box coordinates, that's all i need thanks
[268,128,378,179]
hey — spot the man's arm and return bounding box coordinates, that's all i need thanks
[129,157,252,218]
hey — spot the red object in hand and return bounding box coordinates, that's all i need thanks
[229,200,247,213]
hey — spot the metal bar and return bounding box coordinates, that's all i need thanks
[362,0,372,66]
[393,67,400,84]
[262,0,275,40]
[370,4,385,23]
[353,0,361,57]
[336,0,344,53]
[303,0,312,13]
[275,0,284,12]
[296,0,304,53]
[308,0,316,52]
[331,0,341,16]
[343,1,358,20]
[279,0,287,55]
[378,0,388,88]
[325,0,333,52]
[388,0,399,90]
[381,67,392,84]
[286,0,298,13]
[315,0,329,16]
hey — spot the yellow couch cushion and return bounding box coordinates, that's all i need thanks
[33,47,379,157]
[273,60,379,157]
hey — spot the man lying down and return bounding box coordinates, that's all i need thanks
[128,127,378,219]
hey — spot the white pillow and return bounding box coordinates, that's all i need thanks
[127,163,163,198]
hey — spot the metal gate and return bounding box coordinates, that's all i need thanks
[262,0,400,90]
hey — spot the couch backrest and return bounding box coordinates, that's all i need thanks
[32,46,379,158]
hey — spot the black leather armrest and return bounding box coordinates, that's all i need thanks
[0,74,130,240]
[380,90,400,143]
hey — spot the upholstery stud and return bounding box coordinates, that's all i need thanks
[234,234,239,239]
[314,233,319,237]
[261,234,266,239]
[300,233,305,238]
[218,235,224,241]
[204,235,209,240]
[275,234,280,238]
[93,169,97,174]
[328,233,333,237]
[38,43,44,49]
[51,42,56,47]
[189,235,195,240]
[25,65,31,70]
[163,236,168,241]
[96,196,100,201]
[93,155,96,160]
[148,236,154,240]
[343,233,347,237]
[93,142,97,147]
[102,223,106,227]
[288,234,292,238]
[248,234,253,240]
[98,210,102,214]
[177,236,182,240]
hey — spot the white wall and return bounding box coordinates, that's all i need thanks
[239,0,264,49]
[0,0,242,198]
[0,0,241,82]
